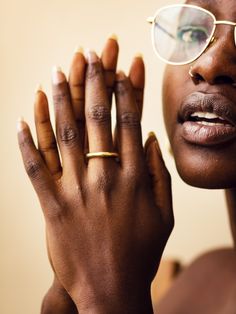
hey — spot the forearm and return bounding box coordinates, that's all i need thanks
[41,279,78,314]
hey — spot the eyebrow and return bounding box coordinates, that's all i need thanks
[187,0,212,5]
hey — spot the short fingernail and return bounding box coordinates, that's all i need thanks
[17,116,25,132]
[148,131,157,140]
[52,66,64,85]
[134,53,143,59]
[85,49,98,63]
[109,33,118,41]
[35,83,43,94]
[116,70,126,81]
[74,45,84,54]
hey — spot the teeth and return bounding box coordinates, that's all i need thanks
[196,121,224,126]
[191,112,224,120]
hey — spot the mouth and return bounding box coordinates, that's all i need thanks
[179,92,236,146]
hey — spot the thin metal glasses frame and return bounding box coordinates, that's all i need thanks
[147,4,236,66]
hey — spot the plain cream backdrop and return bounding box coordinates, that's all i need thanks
[1,0,232,313]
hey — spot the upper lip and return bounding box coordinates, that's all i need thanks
[179,92,236,126]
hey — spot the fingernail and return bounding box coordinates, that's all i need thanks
[134,53,143,59]
[17,116,25,132]
[52,66,64,84]
[74,45,84,54]
[109,33,118,41]
[35,83,43,94]
[116,70,126,80]
[148,131,157,140]
[85,49,98,63]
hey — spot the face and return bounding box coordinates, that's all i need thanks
[162,0,236,189]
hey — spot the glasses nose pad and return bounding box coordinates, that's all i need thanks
[210,36,217,44]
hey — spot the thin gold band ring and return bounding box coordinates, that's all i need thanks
[86,152,119,159]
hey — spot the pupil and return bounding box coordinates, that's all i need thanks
[178,27,208,44]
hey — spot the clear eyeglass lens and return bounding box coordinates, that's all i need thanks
[153,6,215,64]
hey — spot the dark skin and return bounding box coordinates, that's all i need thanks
[17,0,236,313]
[156,0,236,312]
[18,36,173,313]
[39,38,154,314]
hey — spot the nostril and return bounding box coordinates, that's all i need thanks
[190,72,204,84]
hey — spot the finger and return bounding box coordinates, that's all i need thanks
[101,35,119,105]
[34,88,62,180]
[129,55,145,119]
[68,48,86,149]
[115,71,143,168]
[17,119,56,210]
[52,67,84,172]
[85,51,114,155]
[145,132,174,227]
[114,55,145,149]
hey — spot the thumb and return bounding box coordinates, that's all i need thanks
[145,132,174,227]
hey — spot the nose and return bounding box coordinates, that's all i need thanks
[190,28,236,85]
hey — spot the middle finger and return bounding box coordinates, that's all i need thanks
[85,51,114,156]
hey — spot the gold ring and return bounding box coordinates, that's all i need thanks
[86,152,119,159]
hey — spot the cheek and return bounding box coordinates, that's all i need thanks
[174,143,236,189]
[162,67,236,189]
[162,66,189,139]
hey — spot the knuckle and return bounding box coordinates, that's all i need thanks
[44,198,67,222]
[58,124,78,146]
[40,140,57,153]
[116,80,130,96]
[25,159,43,179]
[124,166,140,186]
[87,105,111,124]
[86,62,102,80]
[19,136,32,149]
[91,171,113,193]
[53,92,70,106]
[118,111,140,129]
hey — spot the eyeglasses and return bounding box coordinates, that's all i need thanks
[147,4,236,65]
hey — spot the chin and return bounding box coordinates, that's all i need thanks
[172,143,236,189]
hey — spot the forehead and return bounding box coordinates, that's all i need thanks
[186,0,236,20]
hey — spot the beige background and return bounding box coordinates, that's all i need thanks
[1,0,232,313]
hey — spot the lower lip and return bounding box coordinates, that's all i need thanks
[182,121,236,146]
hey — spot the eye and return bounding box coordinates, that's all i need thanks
[177,26,208,44]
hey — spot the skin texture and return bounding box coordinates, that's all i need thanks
[156,0,236,312]
[17,0,236,312]
[17,37,174,313]
[163,0,236,189]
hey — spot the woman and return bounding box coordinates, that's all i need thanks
[17,0,236,313]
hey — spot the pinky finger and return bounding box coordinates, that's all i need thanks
[17,119,56,210]
[145,132,174,229]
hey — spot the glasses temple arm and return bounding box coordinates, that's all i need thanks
[156,23,176,39]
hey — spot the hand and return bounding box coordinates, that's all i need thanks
[18,43,174,314]
[41,36,121,314]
